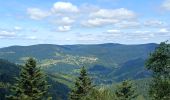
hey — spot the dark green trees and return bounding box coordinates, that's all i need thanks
[146,42,170,100]
[69,66,93,100]
[7,58,51,100]
[115,80,138,100]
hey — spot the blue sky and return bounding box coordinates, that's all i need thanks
[0,0,170,47]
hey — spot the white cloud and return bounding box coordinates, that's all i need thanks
[14,26,22,31]
[105,29,121,37]
[0,28,39,40]
[82,18,119,27]
[27,8,50,20]
[25,36,37,40]
[23,2,170,44]
[58,26,71,32]
[125,30,155,41]
[127,28,170,40]
[155,28,170,37]
[0,30,16,37]
[159,28,169,33]
[53,17,75,25]
[26,3,138,29]
[161,0,170,11]
[134,30,151,34]
[144,20,166,27]
[82,8,136,27]
[61,17,75,24]
[52,2,79,13]
[79,4,99,13]
[106,29,120,33]
[115,21,140,29]
[90,8,136,20]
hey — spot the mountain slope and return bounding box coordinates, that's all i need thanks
[0,59,19,100]
[0,43,157,84]
[0,59,70,100]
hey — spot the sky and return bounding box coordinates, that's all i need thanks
[0,0,170,47]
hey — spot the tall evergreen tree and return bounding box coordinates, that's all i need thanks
[115,80,138,100]
[146,42,170,100]
[7,58,51,100]
[69,66,93,100]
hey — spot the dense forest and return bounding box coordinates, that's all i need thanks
[0,42,170,100]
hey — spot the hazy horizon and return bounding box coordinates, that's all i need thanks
[0,42,159,49]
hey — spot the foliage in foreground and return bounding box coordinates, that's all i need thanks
[69,66,93,100]
[82,87,116,100]
[115,80,138,100]
[69,66,138,100]
[7,58,52,100]
[146,42,170,100]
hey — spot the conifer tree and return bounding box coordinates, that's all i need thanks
[146,42,170,100]
[115,80,138,100]
[7,58,51,100]
[69,66,93,100]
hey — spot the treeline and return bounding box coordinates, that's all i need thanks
[69,66,138,100]
[4,42,170,100]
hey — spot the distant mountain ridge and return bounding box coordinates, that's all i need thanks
[0,43,158,84]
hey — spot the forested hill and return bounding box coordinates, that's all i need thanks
[0,43,157,64]
[0,43,157,84]
[0,43,159,99]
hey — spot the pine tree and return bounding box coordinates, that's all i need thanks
[146,42,170,100]
[7,58,51,100]
[115,80,138,100]
[69,66,93,100]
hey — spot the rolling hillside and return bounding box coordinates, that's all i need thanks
[0,43,157,84]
